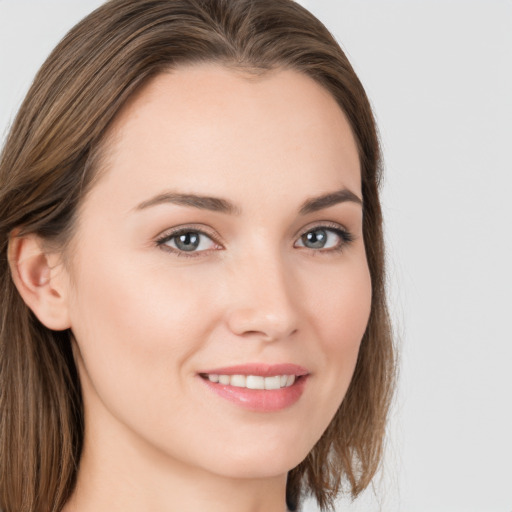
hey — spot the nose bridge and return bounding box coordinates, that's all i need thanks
[225,245,299,341]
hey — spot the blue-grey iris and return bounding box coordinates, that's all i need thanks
[302,229,327,249]
[175,232,200,251]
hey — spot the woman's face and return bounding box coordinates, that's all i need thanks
[64,64,371,479]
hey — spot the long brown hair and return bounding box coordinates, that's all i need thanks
[0,1,395,511]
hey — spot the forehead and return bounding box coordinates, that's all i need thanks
[89,64,361,212]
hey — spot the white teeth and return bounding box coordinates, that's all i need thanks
[206,374,297,389]
[218,375,230,385]
[230,375,246,387]
[286,375,295,387]
[264,375,281,390]
[246,375,265,389]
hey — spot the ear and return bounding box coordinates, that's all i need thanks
[8,232,71,331]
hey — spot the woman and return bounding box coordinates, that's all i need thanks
[0,1,394,511]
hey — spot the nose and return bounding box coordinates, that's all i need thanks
[225,253,300,342]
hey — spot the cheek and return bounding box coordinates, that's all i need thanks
[304,257,372,404]
[70,242,212,345]
[309,256,371,352]
[66,246,217,423]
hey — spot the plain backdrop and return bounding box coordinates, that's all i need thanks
[1,1,511,511]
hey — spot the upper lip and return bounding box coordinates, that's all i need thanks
[198,363,309,377]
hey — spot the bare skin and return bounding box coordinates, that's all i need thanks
[13,64,371,512]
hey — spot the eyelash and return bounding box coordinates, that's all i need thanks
[155,223,354,258]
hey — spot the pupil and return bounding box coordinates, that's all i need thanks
[176,232,200,251]
[304,229,327,249]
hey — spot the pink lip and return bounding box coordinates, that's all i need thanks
[198,363,309,377]
[198,363,309,412]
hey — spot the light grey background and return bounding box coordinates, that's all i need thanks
[1,1,511,511]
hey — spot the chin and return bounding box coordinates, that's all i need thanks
[194,434,314,480]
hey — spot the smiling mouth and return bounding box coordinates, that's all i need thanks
[199,373,299,390]
[198,365,309,411]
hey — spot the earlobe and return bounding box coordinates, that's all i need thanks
[8,232,71,331]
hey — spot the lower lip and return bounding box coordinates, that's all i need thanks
[200,376,308,412]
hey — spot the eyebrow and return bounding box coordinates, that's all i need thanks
[135,192,241,215]
[298,188,362,215]
[134,188,362,215]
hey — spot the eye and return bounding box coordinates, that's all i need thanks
[295,225,353,251]
[156,228,220,255]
